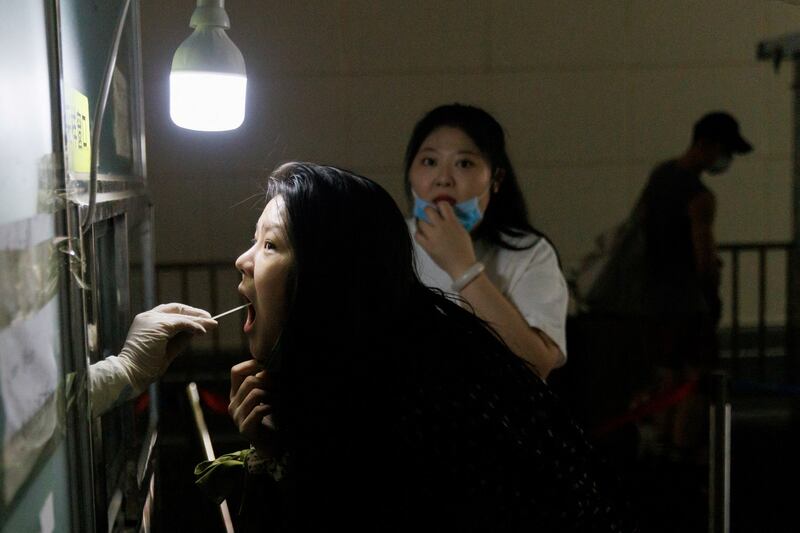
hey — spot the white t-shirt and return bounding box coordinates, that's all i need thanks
[408,218,568,364]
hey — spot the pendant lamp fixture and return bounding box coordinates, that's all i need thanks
[170,0,246,131]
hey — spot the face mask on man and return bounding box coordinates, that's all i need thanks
[413,186,491,232]
[707,153,732,175]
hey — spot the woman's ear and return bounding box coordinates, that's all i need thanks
[492,168,506,193]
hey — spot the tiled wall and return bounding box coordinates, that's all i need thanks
[141,0,800,326]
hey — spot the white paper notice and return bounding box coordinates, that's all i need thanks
[0,298,59,443]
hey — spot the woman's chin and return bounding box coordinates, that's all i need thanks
[247,337,259,359]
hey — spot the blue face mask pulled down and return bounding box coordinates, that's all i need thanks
[413,194,484,232]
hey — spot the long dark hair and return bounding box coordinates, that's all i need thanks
[266,162,419,361]
[262,163,519,435]
[403,104,541,250]
[248,164,618,529]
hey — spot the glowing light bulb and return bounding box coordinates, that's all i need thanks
[170,71,246,131]
[169,2,246,132]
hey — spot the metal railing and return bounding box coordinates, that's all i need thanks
[717,241,791,381]
[186,382,235,533]
[154,261,247,355]
[154,244,794,380]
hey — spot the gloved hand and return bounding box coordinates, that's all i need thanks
[90,303,217,416]
[118,303,218,392]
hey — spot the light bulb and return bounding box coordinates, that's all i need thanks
[170,71,246,131]
[169,2,247,132]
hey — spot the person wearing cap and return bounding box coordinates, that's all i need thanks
[639,111,752,453]
[642,111,752,347]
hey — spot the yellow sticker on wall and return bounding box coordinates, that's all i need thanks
[65,89,90,173]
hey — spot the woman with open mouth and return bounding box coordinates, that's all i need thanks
[195,162,634,531]
[405,104,568,380]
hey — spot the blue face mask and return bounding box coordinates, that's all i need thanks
[413,188,489,232]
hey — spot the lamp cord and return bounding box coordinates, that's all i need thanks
[80,0,133,234]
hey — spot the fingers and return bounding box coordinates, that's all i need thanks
[418,203,459,235]
[415,202,456,249]
[231,373,270,410]
[164,316,216,336]
[242,405,272,433]
[230,359,264,400]
[416,206,442,242]
[424,205,443,224]
[227,365,275,455]
[159,316,218,361]
[239,404,273,441]
[231,386,270,425]
[149,304,217,335]
[414,229,428,247]
[436,201,458,222]
[154,303,212,318]
[194,318,219,331]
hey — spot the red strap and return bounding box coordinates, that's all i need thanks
[593,378,699,437]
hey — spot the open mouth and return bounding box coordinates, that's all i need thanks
[243,297,256,334]
[432,195,457,206]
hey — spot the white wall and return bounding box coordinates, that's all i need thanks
[141,0,800,327]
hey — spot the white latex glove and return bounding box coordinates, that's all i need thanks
[90,303,217,417]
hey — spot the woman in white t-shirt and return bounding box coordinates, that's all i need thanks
[404,104,568,378]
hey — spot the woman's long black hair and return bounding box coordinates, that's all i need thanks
[262,163,519,441]
[266,162,418,358]
[403,103,543,250]
[243,164,631,530]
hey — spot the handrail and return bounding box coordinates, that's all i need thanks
[186,383,235,533]
[718,241,791,250]
[155,242,793,381]
[716,241,791,381]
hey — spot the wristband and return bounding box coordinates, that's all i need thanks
[451,262,485,292]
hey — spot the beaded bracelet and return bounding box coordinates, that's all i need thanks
[451,262,485,293]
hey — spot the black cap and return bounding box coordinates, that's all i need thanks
[693,112,753,154]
